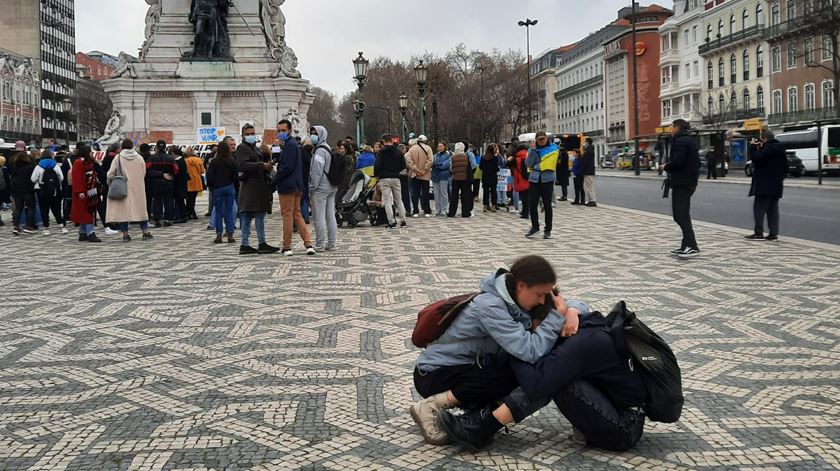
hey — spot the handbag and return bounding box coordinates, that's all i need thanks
[108,156,128,200]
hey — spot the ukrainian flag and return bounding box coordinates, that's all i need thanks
[536,143,559,172]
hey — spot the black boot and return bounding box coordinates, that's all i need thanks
[438,406,504,452]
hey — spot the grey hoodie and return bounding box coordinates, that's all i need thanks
[309,125,335,194]
[415,270,590,372]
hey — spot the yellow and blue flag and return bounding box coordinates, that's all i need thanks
[535,143,559,172]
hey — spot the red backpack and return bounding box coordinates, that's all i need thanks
[412,293,480,348]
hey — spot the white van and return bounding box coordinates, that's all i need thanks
[776,125,840,174]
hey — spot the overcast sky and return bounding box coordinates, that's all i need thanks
[76,0,639,96]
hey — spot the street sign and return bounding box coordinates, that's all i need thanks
[743,118,763,131]
[197,127,226,144]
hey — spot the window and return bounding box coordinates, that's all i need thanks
[743,88,751,110]
[772,46,781,72]
[773,89,783,113]
[694,60,699,79]
[707,61,714,89]
[717,19,724,37]
[802,38,817,68]
[661,34,669,50]
[824,81,835,108]
[787,0,796,19]
[743,49,751,81]
[771,4,780,24]
[788,41,797,68]
[742,9,749,29]
[731,89,738,110]
[757,45,765,77]
[684,29,690,46]
[719,93,726,113]
[804,0,813,14]
[718,57,725,86]
[805,83,816,109]
[823,35,833,61]
[729,14,736,34]
[685,63,691,80]
[663,100,672,118]
[730,53,738,84]
[708,95,715,113]
[756,4,765,26]
[788,87,798,112]
[706,24,713,41]
[692,26,698,43]
[757,85,765,111]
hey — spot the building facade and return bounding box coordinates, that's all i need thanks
[530,48,568,133]
[0,49,41,144]
[556,24,629,159]
[0,0,77,145]
[763,0,839,127]
[659,0,706,128]
[604,5,673,154]
[76,52,116,82]
[698,0,770,130]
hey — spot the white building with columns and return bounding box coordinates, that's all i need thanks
[659,0,706,128]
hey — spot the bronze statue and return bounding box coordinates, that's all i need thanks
[189,0,231,59]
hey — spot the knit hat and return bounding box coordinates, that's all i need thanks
[454,142,465,153]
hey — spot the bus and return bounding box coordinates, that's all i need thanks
[776,125,840,174]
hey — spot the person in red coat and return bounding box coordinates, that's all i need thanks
[506,141,530,219]
[70,145,102,242]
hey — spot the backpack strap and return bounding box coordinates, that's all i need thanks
[607,301,630,360]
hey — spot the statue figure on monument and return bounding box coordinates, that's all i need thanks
[189,0,231,59]
[259,0,286,51]
[140,0,162,60]
[113,52,138,79]
[96,110,125,147]
[271,47,301,79]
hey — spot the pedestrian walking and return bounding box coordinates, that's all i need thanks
[30,149,66,235]
[581,138,597,207]
[106,139,153,241]
[447,143,473,218]
[480,145,500,212]
[524,131,557,239]
[184,147,205,220]
[274,119,315,256]
[405,135,434,217]
[147,140,177,227]
[236,124,279,255]
[706,149,717,180]
[746,129,787,241]
[70,145,102,242]
[374,133,408,228]
[664,119,701,258]
[206,137,238,244]
[431,141,452,216]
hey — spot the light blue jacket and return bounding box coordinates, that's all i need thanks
[415,270,590,372]
[525,147,557,183]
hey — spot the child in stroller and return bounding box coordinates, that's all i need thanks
[335,170,376,228]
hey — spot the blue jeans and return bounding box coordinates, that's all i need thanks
[117,221,149,232]
[240,212,266,247]
[301,187,311,223]
[211,184,236,235]
[78,223,95,235]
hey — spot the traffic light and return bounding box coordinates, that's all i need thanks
[624,144,630,153]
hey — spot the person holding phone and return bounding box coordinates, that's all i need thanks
[410,255,589,445]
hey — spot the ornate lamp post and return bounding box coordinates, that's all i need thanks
[399,93,409,143]
[414,60,428,136]
[353,52,370,144]
[518,18,538,132]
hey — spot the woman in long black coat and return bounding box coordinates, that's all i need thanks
[555,147,570,201]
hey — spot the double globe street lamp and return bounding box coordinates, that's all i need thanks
[399,93,409,143]
[353,52,370,144]
[414,60,428,137]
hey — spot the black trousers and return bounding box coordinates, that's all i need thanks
[573,175,584,203]
[187,191,199,218]
[12,192,36,228]
[671,186,698,250]
[706,162,717,179]
[482,176,498,207]
[174,185,188,220]
[448,180,473,217]
[557,183,568,198]
[753,196,780,236]
[472,178,481,199]
[410,178,432,215]
[414,364,518,408]
[153,189,175,222]
[518,189,529,217]
[529,181,554,232]
[38,190,64,227]
[399,175,412,215]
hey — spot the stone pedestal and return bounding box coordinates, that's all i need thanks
[103,0,314,145]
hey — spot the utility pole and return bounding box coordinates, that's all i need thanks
[631,2,641,176]
[518,18,538,132]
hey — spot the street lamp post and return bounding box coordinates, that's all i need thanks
[414,60,428,136]
[399,93,408,143]
[630,2,641,176]
[352,52,370,145]
[518,18,538,132]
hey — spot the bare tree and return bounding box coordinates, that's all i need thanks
[798,0,840,117]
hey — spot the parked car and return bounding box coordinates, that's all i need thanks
[744,152,805,178]
[616,153,634,170]
[600,154,615,169]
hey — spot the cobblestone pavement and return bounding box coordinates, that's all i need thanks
[1,199,838,471]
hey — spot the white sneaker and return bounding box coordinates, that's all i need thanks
[306,247,316,256]
[61,226,68,235]
[282,249,293,257]
[21,228,34,234]
[314,245,325,252]
[412,214,420,218]
[677,247,700,259]
[42,230,51,236]
[104,228,120,236]
[424,213,433,218]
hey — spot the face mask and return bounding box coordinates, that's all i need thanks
[244,135,257,145]
[310,135,319,145]
[278,132,289,141]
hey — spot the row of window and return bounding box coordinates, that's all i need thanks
[1,115,38,133]
[1,81,38,106]
[769,36,834,73]
[558,62,602,91]
[707,46,765,89]
[705,4,765,41]
[559,89,604,119]
[771,81,836,114]
[707,86,766,114]
[559,116,604,134]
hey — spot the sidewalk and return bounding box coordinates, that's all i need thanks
[598,167,840,190]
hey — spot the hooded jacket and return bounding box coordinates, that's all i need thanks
[9,154,36,194]
[665,130,700,187]
[31,157,64,191]
[309,125,336,194]
[415,270,590,372]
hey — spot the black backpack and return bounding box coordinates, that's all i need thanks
[604,301,684,423]
[323,145,353,188]
[41,167,61,197]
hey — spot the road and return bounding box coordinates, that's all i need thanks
[594,175,840,245]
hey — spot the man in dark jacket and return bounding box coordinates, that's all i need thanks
[580,138,597,206]
[146,140,178,227]
[9,143,37,235]
[373,133,408,228]
[236,124,279,255]
[438,312,646,452]
[274,119,314,256]
[746,129,787,241]
[706,149,717,179]
[664,119,701,259]
[171,147,189,224]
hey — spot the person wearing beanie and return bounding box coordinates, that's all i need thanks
[146,140,178,227]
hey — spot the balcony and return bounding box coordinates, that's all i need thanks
[699,25,763,55]
[768,107,840,125]
[702,108,767,125]
[762,5,840,41]
[554,75,604,100]
[659,48,681,66]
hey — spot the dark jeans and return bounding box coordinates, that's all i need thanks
[38,191,64,227]
[706,162,717,179]
[482,176,498,207]
[573,175,584,203]
[671,186,698,250]
[174,185,188,220]
[153,189,174,222]
[472,178,481,199]
[528,181,554,232]
[753,196,780,236]
[503,381,645,452]
[187,191,199,218]
[414,364,518,408]
[557,183,568,198]
[12,192,36,228]
[410,178,432,215]
[448,180,473,217]
[518,189,529,217]
[399,175,412,215]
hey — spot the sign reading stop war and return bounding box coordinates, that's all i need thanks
[197,127,226,144]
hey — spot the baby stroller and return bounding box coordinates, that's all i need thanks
[335,170,375,228]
